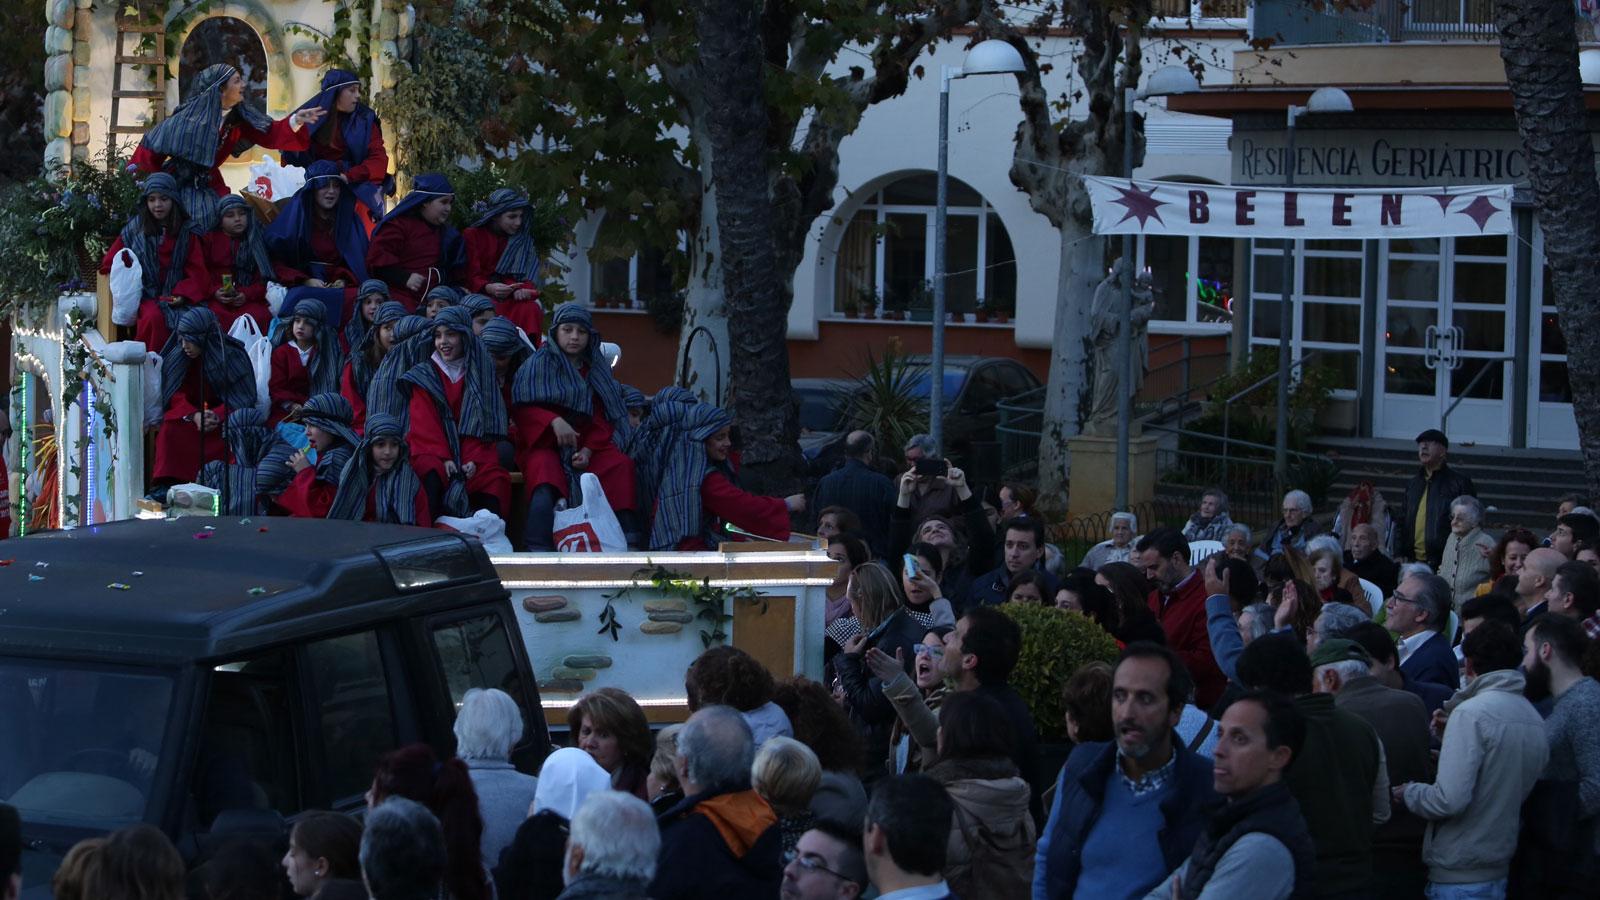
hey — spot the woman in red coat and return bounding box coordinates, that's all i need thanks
[397,305,510,518]
[272,392,359,518]
[131,63,322,230]
[99,172,208,351]
[366,173,466,311]
[198,194,274,333]
[282,70,390,221]
[464,188,546,341]
[267,299,343,426]
[150,307,257,490]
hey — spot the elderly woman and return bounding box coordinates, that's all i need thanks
[1223,523,1254,561]
[1182,488,1236,542]
[1081,511,1138,569]
[751,737,822,854]
[646,724,685,815]
[1439,495,1495,607]
[1308,535,1367,613]
[453,688,539,870]
[1255,489,1322,563]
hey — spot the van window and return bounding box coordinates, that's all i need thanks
[196,650,301,824]
[305,631,397,802]
[429,614,536,759]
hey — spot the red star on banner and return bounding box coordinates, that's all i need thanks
[1428,194,1456,214]
[1111,182,1168,230]
[1456,195,1502,232]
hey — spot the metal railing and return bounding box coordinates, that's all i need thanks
[1219,350,1321,484]
[1251,0,1497,45]
[1153,0,1248,19]
[1441,355,1513,431]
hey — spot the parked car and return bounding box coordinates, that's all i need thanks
[0,518,550,895]
[794,356,1042,483]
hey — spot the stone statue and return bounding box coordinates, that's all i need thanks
[1084,259,1156,436]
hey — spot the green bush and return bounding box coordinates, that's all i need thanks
[999,603,1121,744]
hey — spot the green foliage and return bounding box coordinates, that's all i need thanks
[1182,347,1338,456]
[0,152,142,317]
[834,341,929,459]
[373,0,501,183]
[285,1,372,83]
[447,160,577,306]
[999,603,1121,744]
[600,566,767,647]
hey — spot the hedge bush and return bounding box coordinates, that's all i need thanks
[999,603,1121,744]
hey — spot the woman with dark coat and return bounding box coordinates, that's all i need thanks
[832,561,927,784]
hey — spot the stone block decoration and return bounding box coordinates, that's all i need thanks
[522,595,568,613]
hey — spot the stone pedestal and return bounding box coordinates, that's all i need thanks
[1066,430,1159,529]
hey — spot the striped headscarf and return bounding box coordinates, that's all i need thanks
[140,64,274,228]
[627,392,699,512]
[349,300,408,400]
[197,407,271,516]
[460,292,495,318]
[343,279,392,349]
[327,413,423,524]
[295,391,361,451]
[620,385,647,412]
[480,316,532,362]
[644,402,735,550]
[118,172,196,301]
[159,307,256,411]
[512,303,632,446]
[470,188,542,284]
[214,194,273,287]
[273,298,344,397]
[255,433,300,501]
[371,172,466,273]
[363,314,437,422]
[263,160,370,284]
[423,285,460,312]
[398,306,507,441]
[282,69,385,214]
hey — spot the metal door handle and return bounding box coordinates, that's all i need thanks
[1424,324,1439,370]
[1449,326,1465,370]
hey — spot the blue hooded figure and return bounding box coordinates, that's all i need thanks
[265,160,370,325]
[282,70,392,216]
[366,173,467,311]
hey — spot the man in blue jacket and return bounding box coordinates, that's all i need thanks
[1032,643,1216,899]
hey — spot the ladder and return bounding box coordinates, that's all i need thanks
[108,12,167,155]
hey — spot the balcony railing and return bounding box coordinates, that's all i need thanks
[1252,0,1498,45]
[1154,0,1249,20]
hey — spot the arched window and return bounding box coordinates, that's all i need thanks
[179,17,268,109]
[832,173,1017,319]
[586,215,684,307]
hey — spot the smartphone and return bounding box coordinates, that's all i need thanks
[914,457,945,479]
[903,553,919,579]
[220,273,234,292]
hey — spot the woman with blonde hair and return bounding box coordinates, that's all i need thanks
[832,561,929,783]
[751,736,823,854]
[51,837,105,900]
[566,687,652,800]
[646,724,685,814]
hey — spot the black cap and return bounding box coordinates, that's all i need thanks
[1415,429,1449,447]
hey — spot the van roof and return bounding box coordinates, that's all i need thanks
[0,517,505,664]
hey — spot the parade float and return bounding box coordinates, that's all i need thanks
[6,0,835,727]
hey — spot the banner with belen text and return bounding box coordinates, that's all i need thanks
[1084,177,1515,239]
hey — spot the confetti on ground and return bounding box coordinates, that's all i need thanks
[0,560,14,567]
[132,571,144,576]
[194,532,212,540]
[203,525,216,531]
[258,527,269,533]
[239,519,252,525]
[248,587,267,596]
[34,562,47,568]
[28,575,43,582]
[107,583,131,590]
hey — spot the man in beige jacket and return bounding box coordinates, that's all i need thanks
[1391,621,1548,900]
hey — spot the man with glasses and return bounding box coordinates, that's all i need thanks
[1387,572,1459,693]
[781,820,867,900]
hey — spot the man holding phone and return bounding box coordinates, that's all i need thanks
[900,435,961,522]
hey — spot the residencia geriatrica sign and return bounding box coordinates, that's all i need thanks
[1084,177,1515,239]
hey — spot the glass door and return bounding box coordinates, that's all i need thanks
[1376,236,1513,445]
[1528,224,1579,449]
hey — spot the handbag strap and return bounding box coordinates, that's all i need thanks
[1188,715,1216,753]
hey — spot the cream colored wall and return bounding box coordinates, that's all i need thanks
[1233,43,1508,87]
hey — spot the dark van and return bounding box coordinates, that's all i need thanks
[0,517,549,895]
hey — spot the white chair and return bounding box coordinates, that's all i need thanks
[1189,540,1224,564]
[1358,578,1384,618]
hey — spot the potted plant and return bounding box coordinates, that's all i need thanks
[835,341,929,457]
[998,602,1120,776]
[974,305,990,323]
[0,153,141,319]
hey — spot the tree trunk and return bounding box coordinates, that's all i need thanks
[690,0,805,494]
[676,166,730,405]
[1496,0,1600,498]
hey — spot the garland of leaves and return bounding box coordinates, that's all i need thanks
[598,565,768,648]
[61,307,122,507]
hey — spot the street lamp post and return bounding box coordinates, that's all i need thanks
[932,41,1024,454]
[1274,87,1352,485]
[1114,67,1199,509]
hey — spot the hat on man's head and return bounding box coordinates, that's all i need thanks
[1415,428,1449,447]
[1308,638,1372,670]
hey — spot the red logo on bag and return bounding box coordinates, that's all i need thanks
[554,523,603,553]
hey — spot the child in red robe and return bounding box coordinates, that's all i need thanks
[326,413,431,526]
[511,303,639,550]
[131,63,319,230]
[283,70,390,221]
[268,299,343,426]
[397,306,510,518]
[341,297,408,433]
[150,307,257,491]
[198,194,274,333]
[100,172,208,351]
[272,393,359,518]
[366,173,466,311]
[464,188,546,342]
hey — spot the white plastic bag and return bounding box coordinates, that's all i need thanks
[245,154,306,202]
[437,509,514,554]
[228,314,272,417]
[142,351,164,427]
[265,281,287,317]
[551,472,627,553]
[110,248,143,327]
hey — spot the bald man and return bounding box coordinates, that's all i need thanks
[1515,547,1566,626]
[813,429,895,556]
